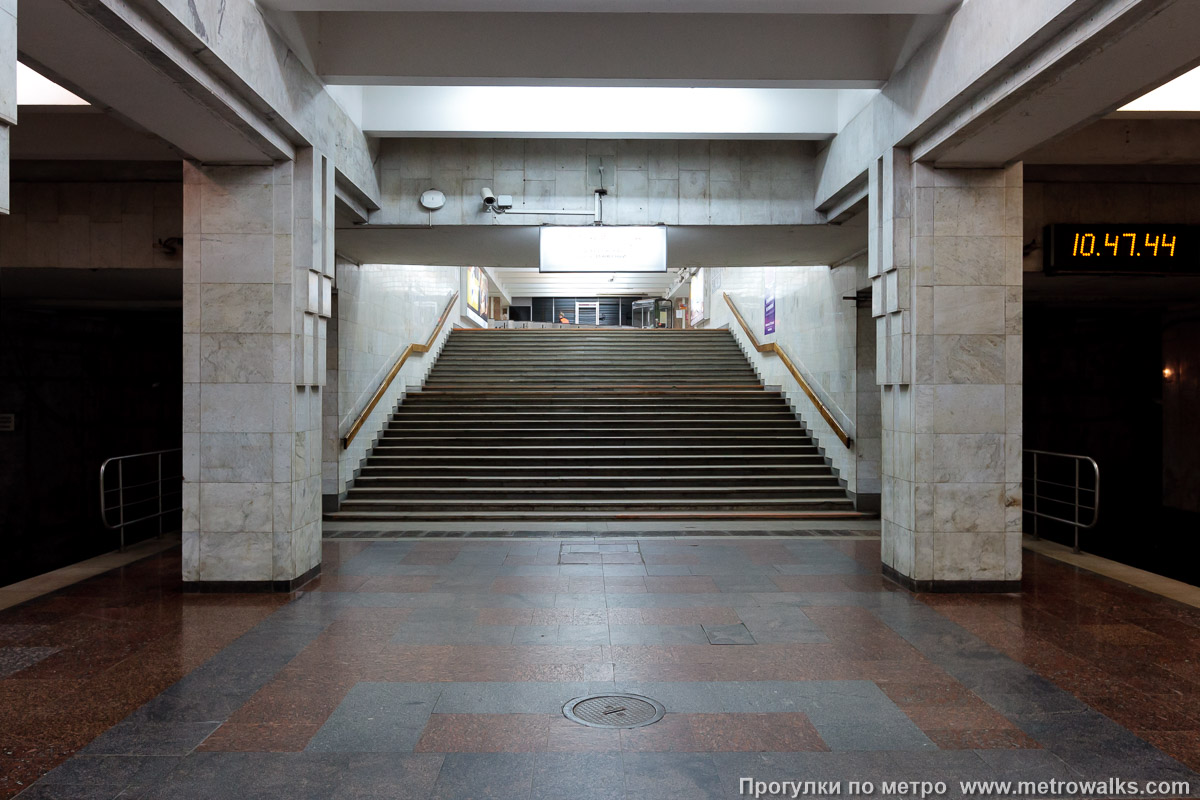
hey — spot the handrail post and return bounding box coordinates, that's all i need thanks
[1032,453,1039,540]
[117,460,126,553]
[1073,459,1081,554]
[157,452,164,540]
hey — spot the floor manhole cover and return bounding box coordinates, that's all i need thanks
[563,694,665,729]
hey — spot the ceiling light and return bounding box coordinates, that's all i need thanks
[1120,65,1200,112]
[17,63,88,106]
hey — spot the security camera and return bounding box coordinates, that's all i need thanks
[481,187,497,207]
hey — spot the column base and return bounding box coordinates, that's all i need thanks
[882,563,1020,594]
[182,563,321,594]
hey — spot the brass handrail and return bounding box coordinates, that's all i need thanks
[342,291,459,449]
[722,292,852,447]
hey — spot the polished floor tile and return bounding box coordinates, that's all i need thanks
[6,539,1200,798]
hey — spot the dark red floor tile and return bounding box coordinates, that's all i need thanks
[689,713,828,752]
[544,715,622,752]
[415,714,550,752]
[198,722,321,752]
[357,576,439,593]
[619,714,699,752]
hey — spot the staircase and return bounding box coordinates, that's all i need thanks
[329,328,866,521]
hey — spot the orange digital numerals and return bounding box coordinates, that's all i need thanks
[1072,232,1176,257]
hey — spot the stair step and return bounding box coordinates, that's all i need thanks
[334,327,860,524]
[326,510,869,521]
[361,455,829,465]
[379,428,812,437]
[353,475,842,487]
[337,498,856,511]
[346,487,844,500]
[358,464,834,474]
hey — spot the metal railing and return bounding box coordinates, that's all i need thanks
[721,292,853,447]
[1023,449,1100,554]
[343,291,459,448]
[99,448,183,551]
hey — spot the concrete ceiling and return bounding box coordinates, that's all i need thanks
[19,1,282,163]
[296,12,939,88]
[261,1,960,12]
[11,108,182,161]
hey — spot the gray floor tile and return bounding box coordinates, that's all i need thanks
[1020,710,1200,783]
[431,753,535,800]
[608,625,663,645]
[12,784,125,799]
[601,565,647,577]
[532,753,624,800]
[36,754,182,788]
[615,681,734,713]
[711,752,900,798]
[554,592,609,608]
[557,624,611,645]
[622,753,725,800]
[815,721,937,752]
[702,623,757,645]
[331,753,446,800]
[138,752,342,800]
[390,623,516,645]
[80,721,221,756]
[306,683,442,753]
[511,625,560,645]
[731,607,827,644]
[433,682,591,714]
[644,565,693,576]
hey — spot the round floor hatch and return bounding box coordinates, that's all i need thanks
[562,694,665,729]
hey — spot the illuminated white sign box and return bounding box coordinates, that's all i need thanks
[540,227,667,273]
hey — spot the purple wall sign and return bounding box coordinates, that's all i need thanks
[764,267,776,335]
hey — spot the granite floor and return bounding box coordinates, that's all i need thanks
[4,538,1200,799]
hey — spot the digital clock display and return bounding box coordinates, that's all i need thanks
[1045,224,1200,275]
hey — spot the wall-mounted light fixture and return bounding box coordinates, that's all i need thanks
[1163,366,1176,381]
[420,189,446,211]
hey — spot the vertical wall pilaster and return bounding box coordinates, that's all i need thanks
[874,149,1023,591]
[0,0,16,215]
[182,149,333,590]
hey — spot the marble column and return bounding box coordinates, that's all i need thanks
[871,149,1022,591]
[182,148,335,590]
[0,0,15,215]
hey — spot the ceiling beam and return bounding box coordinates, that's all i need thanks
[20,0,286,164]
[314,13,899,87]
[263,1,959,12]
[334,224,866,270]
[914,0,1200,166]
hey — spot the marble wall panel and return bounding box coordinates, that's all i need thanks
[879,160,1022,586]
